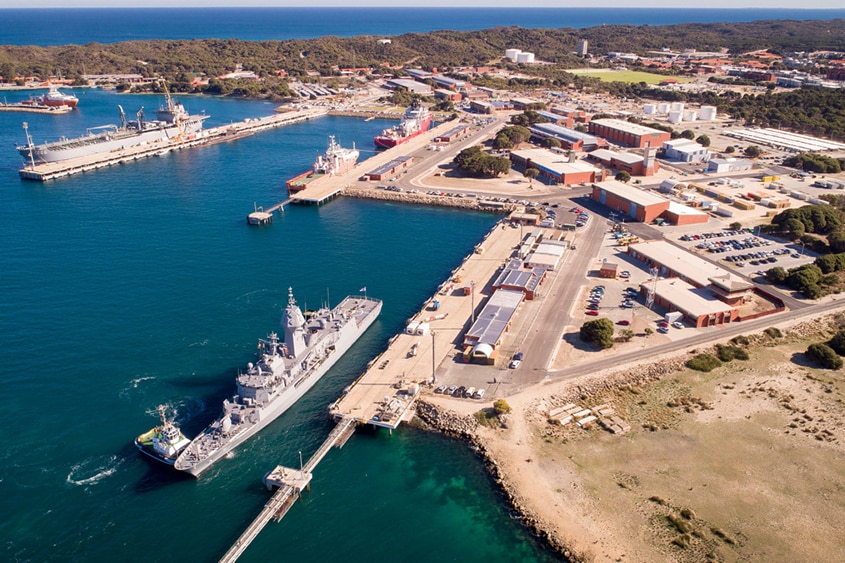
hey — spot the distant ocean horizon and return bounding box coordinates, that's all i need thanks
[0,7,843,47]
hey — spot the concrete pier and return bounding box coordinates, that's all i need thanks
[19,108,328,181]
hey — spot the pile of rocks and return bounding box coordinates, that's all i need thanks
[344,188,514,213]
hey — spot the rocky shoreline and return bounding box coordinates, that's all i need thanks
[411,315,841,563]
[343,187,516,213]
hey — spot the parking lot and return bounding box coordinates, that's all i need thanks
[676,228,815,277]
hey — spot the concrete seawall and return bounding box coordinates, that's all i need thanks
[343,187,517,214]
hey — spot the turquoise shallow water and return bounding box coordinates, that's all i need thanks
[0,90,557,561]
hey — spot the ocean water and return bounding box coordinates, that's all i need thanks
[0,7,843,46]
[0,89,561,561]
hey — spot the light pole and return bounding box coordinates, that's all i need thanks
[430,330,436,384]
[298,450,303,471]
[800,241,805,256]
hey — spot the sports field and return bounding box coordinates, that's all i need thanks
[568,69,692,84]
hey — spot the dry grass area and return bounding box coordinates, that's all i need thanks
[474,326,845,562]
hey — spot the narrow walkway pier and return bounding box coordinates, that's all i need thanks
[19,108,328,181]
[218,416,358,563]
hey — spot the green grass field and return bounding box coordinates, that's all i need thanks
[568,69,692,85]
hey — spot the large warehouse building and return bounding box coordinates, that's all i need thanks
[588,118,672,148]
[511,148,607,186]
[591,180,708,225]
[590,180,669,223]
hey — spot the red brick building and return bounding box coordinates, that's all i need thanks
[588,118,671,149]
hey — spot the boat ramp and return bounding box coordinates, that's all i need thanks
[220,222,522,562]
[18,107,328,181]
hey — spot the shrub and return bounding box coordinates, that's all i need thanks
[716,344,749,362]
[806,343,843,369]
[764,327,782,339]
[828,329,845,355]
[687,353,722,372]
[493,399,512,415]
[730,335,750,346]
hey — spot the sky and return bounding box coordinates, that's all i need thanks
[0,1,843,8]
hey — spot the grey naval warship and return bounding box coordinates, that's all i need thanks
[174,288,381,477]
[17,90,208,165]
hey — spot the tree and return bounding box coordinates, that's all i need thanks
[806,343,843,369]
[680,129,696,140]
[725,146,736,154]
[523,167,539,186]
[745,145,762,158]
[766,266,787,284]
[580,318,615,349]
[492,134,513,151]
[543,137,561,149]
[729,221,743,231]
[615,171,631,183]
[696,134,711,147]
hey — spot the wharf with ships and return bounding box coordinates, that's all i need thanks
[17,106,329,181]
[220,221,522,562]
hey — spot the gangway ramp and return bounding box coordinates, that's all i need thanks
[218,416,358,563]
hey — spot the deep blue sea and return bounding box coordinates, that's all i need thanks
[0,89,553,561]
[0,7,843,46]
[2,7,842,562]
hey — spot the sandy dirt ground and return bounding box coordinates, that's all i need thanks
[430,315,845,563]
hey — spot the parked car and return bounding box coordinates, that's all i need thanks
[465,387,476,399]
[473,388,485,399]
[454,385,466,397]
[509,352,523,369]
[657,326,669,334]
[586,310,600,316]
[446,385,457,395]
[620,301,634,309]
[672,321,684,329]
[658,321,669,328]
[434,384,447,394]
[619,270,631,278]
[616,319,630,326]
[587,303,600,310]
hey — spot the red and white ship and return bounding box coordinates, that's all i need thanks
[23,86,79,109]
[374,101,432,148]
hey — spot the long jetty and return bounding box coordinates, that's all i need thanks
[18,107,328,181]
[219,222,523,561]
[218,417,358,563]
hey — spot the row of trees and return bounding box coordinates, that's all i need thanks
[783,153,845,174]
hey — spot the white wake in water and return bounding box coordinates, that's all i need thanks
[66,454,124,487]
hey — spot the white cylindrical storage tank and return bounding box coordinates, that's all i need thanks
[699,105,717,121]
[657,103,669,114]
[505,49,521,61]
[516,52,534,63]
[670,102,685,112]
[643,103,656,115]
[668,110,682,124]
[683,110,698,122]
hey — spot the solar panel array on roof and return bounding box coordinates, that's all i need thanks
[464,289,524,347]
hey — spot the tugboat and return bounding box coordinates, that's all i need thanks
[135,405,192,466]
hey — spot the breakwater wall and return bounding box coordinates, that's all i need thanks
[343,187,516,214]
